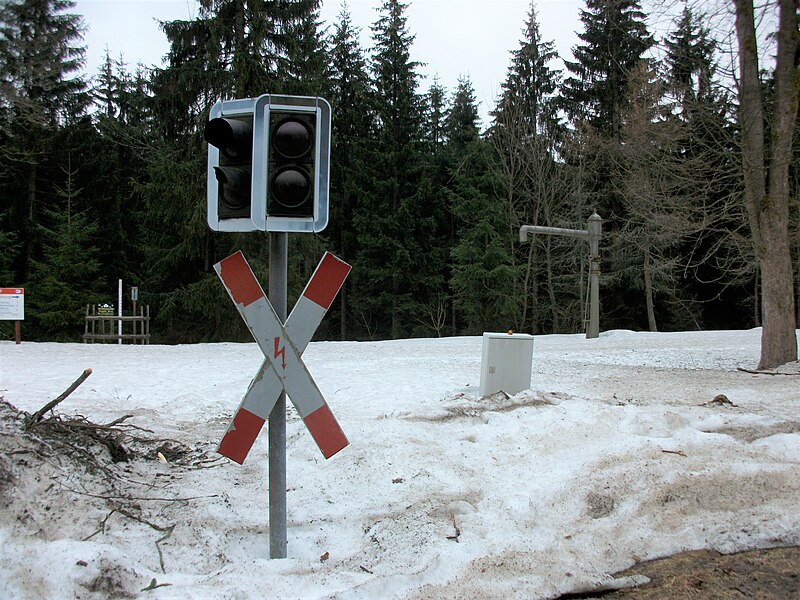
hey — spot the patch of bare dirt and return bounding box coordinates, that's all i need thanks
[564,546,800,599]
[709,421,800,443]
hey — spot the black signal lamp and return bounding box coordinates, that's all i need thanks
[204,116,253,220]
[268,112,316,218]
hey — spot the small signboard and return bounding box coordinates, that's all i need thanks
[0,288,24,320]
[97,304,115,317]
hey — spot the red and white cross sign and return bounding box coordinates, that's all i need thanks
[215,251,350,463]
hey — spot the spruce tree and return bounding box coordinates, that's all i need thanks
[0,0,88,285]
[140,0,330,341]
[355,0,427,339]
[94,51,123,119]
[410,76,452,336]
[0,220,17,340]
[27,164,103,340]
[278,0,329,96]
[559,0,654,330]
[664,5,716,108]
[562,0,654,139]
[327,1,374,338]
[445,77,480,151]
[0,0,87,123]
[663,8,748,329]
[424,77,447,152]
[490,2,573,333]
[447,77,519,333]
[0,224,17,284]
[84,56,152,295]
[494,1,562,141]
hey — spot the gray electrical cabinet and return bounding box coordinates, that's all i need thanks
[479,332,534,397]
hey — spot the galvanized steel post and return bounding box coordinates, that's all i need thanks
[586,213,602,339]
[268,232,288,559]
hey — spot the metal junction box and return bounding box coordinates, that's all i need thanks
[479,332,534,397]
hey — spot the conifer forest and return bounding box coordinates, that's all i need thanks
[1,0,798,362]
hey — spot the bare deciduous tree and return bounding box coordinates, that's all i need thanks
[734,0,798,368]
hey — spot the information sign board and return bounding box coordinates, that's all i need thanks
[0,288,24,320]
[97,304,115,316]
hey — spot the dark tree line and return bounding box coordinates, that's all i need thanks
[0,0,797,364]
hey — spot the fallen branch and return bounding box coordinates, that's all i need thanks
[27,368,92,427]
[155,525,176,573]
[82,510,118,541]
[736,367,798,376]
[141,578,172,592]
[661,449,687,457]
[84,507,175,573]
[34,415,132,463]
[446,514,461,542]
[104,414,135,427]
[557,574,651,598]
[60,484,220,503]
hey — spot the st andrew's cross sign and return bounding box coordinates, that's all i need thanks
[215,251,350,463]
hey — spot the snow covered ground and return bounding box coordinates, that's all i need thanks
[0,329,798,599]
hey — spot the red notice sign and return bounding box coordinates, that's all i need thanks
[0,288,24,320]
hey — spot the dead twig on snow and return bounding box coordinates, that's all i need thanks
[736,367,798,376]
[27,368,92,428]
[446,514,461,542]
[141,578,172,592]
[661,449,687,457]
[84,507,175,573]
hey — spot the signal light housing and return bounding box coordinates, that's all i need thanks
[205,94,330,233]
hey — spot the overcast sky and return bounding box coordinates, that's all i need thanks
[74,0,586,125]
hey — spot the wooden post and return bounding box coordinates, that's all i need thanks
[14,320,20,344]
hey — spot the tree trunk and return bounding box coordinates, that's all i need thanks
[759,231,796,366]
[734,0,799,369]
[233,0,247,97]
[24,162,37,281]
[339,281,347,341]
[530,244,539,334]
[521,242,533,331]
[754,270,760,328]
[545,238,559,332]
[796,200,800,324]
[644,249,658,332]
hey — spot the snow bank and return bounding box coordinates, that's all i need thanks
[0,329,797,599]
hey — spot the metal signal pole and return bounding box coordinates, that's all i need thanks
[268,231,288,558]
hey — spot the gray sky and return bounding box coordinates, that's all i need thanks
[74,0,585,125]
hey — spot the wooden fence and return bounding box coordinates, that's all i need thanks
[83,304,151,344]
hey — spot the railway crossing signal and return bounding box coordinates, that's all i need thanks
[207,93,338,560]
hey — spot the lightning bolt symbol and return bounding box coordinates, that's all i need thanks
[273,336,287,369]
